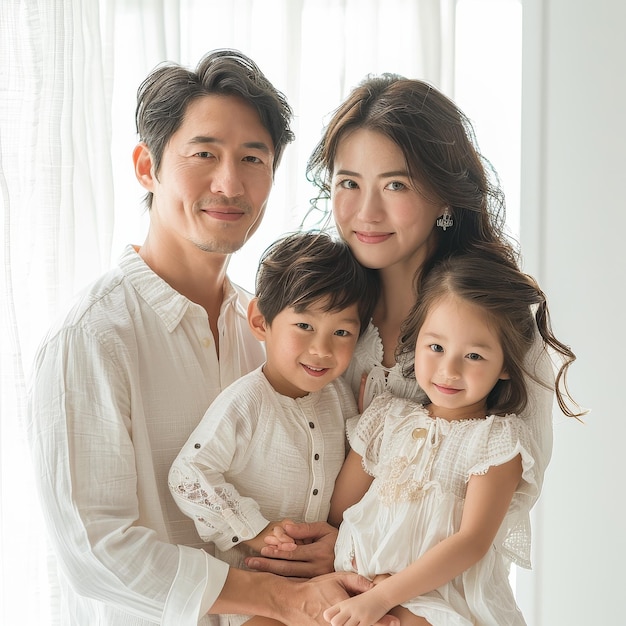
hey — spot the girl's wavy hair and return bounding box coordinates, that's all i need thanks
[396,254,585,418]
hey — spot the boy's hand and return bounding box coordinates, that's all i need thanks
[245,520,338,577]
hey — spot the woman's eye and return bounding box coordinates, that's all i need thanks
[429,344,444,353]
[385,181,406,191]
[338,179,358,189]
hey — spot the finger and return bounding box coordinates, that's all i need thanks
[376,616,400,626]
[259,545,299,559]
[340,573,374,596]
[283,520,336,540]
[264,541,298,551]
[270,525,296,544]
[244,556,316,577]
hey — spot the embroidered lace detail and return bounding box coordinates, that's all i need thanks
[169,480,242,527]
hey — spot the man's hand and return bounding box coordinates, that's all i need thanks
[245,521,338,577]
[211,568,400,626]
[286,572,400,626]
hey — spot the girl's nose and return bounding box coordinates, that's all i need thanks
[439,357,461,380]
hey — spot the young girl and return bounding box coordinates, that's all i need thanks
[269,254,584,626]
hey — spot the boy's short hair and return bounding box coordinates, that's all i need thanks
[255,232,379,336]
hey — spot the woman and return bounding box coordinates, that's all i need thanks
[245,73,554,580]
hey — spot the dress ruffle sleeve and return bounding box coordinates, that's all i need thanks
[468,415,540,568]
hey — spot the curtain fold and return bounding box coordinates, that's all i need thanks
[0,2,447,623]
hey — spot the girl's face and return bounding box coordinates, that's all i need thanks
[414,295,509,421]
[331,128,443,274]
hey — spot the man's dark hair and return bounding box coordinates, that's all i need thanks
[136,49,294,208]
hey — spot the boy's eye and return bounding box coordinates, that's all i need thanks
[429,344,444,353]
[334,329,351,337]
[295,322,313,331]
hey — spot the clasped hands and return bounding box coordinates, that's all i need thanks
[245,520,398,626]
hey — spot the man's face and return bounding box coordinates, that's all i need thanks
[139,94,275,255]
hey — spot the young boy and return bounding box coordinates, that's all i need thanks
[168,231,379,625]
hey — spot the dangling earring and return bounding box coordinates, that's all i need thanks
[436,208,454,231]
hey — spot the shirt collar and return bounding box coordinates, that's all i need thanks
[118,245,243,332]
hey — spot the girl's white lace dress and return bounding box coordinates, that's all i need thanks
[334,392,540,625]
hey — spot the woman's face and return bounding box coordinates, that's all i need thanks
[331,128,443,274]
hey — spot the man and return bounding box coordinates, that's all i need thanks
[28,49,394,626]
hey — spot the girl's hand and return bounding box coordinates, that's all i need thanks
[323,589,391,626]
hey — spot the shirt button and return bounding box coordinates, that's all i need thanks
[194,443,201,449]
[309,422,315,429]
[202,337,211,348]
[412,428,427,440]
[232,536,238,543]
[312,489,319,495]
[314,453,319,460]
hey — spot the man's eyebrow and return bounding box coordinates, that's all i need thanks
[189,136,272,154]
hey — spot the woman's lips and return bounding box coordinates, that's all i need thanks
[354,231,393,244]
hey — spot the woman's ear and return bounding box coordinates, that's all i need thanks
[247,298,267,341]
[133,142,156,191]
[499,368,510,381]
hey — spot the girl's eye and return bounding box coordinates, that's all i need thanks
[385,181,406,191]
[429,344,444,353]
[466,353,483,361]
[296,322,313,331]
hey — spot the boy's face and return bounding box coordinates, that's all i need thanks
[252,299,361,398]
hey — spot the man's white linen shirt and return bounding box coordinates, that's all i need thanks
[27,244,265,626]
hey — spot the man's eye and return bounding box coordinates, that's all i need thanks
[243,155,262,163]
[194,151,212,158]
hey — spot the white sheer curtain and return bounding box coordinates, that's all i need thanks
[0,1,450,623]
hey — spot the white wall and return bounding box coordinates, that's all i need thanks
[517,1,626,624]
